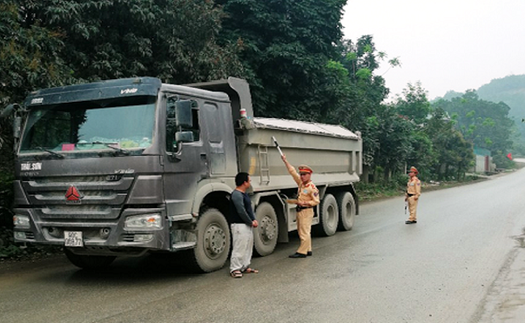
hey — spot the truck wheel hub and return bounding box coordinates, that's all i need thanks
[261,217,276,241]
[204,224,226,256]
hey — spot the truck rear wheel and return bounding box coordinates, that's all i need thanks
[315,194,339,236]
[186,208,230,273]
[64,248,116,270]
[336,192,356,231]
[253,202,278,256]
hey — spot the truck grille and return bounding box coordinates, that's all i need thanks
[21,175,134,219]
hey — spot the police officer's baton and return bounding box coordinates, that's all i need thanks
[272,136,284,157]
[405,202,407,214]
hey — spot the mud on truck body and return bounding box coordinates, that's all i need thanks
[7,77,362,272]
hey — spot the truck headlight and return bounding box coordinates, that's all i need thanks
[13,215,30,229]
[124,214,162,229]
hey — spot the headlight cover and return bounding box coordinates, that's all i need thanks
[13,215,30,229]
[124,214,162,230]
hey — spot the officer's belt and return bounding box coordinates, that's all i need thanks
[406,193,415,197]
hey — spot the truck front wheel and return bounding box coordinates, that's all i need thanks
[64,248,116,270]
[187,208,230,273]
[253,202,278,256]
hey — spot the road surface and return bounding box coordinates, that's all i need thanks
[1,169,525,323]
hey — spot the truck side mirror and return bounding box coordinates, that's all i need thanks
[175,131,194,143]
[175,100,193,128]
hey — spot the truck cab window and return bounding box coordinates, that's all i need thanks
[166,97,199,153]
[20,97,156,154]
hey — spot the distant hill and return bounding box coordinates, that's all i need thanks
[477,74,525,120]
[476,75,525,148]
[433,75,525,119]
[432,74,525,152]
[440,90,463,101]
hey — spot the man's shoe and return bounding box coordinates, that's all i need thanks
[307,251,312,257]
[289,252,307,258]
[405,220,417,224]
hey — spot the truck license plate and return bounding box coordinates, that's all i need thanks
[64,231,83,247]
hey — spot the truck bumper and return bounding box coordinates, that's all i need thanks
[12,207,172,254]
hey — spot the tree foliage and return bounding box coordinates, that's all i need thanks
[37,0,244,83]
[326,36,392,170]
[217,0,346,120]
[394,82,431,124]
[434,91,514,167]
[476,74,525,155]
[424,108,474,179]
[0,0,73,106]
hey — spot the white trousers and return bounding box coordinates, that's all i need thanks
[230,223,254,273]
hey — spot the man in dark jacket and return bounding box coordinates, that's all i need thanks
[229,172,259,278]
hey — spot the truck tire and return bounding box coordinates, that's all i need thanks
[64,248,116,270]
[315,194,339,236]
[253,202,278,257]
[186,208,230,273]
[336,192,356,231]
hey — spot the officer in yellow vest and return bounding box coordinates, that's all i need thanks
[281,154,320,258]
[405,166,421,224]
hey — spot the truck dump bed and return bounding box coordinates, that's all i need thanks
[187,77,362,191]
[237,117,362,192]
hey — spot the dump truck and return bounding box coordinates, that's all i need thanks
[6,77,362,272]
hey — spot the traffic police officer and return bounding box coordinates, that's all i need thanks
[405,166,421,224]
[281,154,320,258]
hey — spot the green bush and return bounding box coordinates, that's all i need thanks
[0,227,62,259]
[356,178,406,202]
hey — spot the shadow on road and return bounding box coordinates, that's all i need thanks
[63,253,205,286]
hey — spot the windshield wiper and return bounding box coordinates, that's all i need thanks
[36,147,65,159]
[90,141,130,155]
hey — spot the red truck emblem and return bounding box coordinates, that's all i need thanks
[65,186,82,201]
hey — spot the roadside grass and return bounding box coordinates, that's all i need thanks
[357,173,490,203]
[356,181,405,203]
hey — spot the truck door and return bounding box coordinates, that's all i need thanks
[162,96,207,217]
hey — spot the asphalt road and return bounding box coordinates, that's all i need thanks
[2,168,525,323]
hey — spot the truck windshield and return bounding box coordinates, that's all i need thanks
[20,97,156,156]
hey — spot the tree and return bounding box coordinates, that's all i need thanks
[326,36,395,179]
[217,0,347,120]
[373,105,414,181]
[425,108,474,180]
[391,83,436,179]
[31,0,244,84]
[394,82,431,124]
[434,91,513,167]
[0,1,74,106]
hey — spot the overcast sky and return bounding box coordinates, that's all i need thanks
[341,0,525,101]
